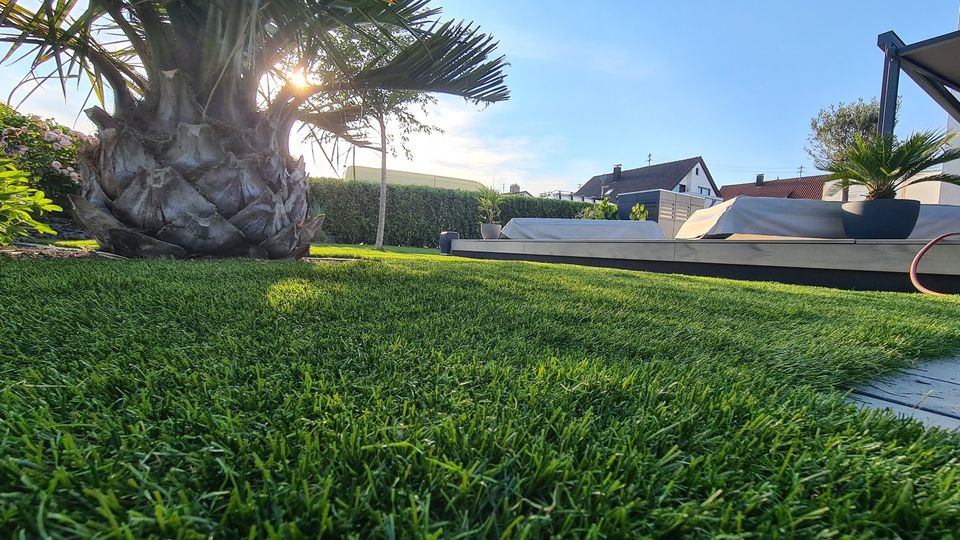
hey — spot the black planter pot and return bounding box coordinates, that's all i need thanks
[438,231,460,255]
[840,199,921,239]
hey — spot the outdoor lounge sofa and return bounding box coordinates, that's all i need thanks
[676,196,960,240]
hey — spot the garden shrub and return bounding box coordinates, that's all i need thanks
[499,194,590,223]
[0,104,87,206]
[0,159,62,245]
[577,197,618,219]
[308,179,592,247]
[309,179,477,246]
[629,203,648,221]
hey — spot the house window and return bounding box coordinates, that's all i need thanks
[696,167,700,176]
[699,186,711,195]
[678,185,687,193]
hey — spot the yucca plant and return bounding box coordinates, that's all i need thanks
[476,185,501,225]
[0,1,508,258]
[820,130,960,200]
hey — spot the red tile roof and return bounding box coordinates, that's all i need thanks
[719,175,828,201]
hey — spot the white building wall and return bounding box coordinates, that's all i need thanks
[942,101,960,205]
[674,162,717,197]
[901,180,945,204]
[938,12,960,204]
[823,172,943,203]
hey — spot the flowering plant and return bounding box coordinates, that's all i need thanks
[0,104,91,206]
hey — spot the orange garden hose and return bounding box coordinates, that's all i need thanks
[910,232,960,295]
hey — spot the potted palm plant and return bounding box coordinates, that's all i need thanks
[820,130,960,239]
[477,186,503,239]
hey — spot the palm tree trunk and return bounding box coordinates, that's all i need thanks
[70,70,322,259]
[375,114,388,251]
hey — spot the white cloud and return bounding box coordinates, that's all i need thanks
[0,63,99,132]
[294,96,577,194]
[498,27,661,82]
[1,65,582,194]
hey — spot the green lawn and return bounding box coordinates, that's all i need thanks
[28,238,100,250]
[37,239,440,258]
[1,249,959,538]
[310,243,440,258]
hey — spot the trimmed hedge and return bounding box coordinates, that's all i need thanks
[499,194,590,223]
[308,178,592,247]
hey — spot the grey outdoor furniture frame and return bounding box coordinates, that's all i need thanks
[878,29,960,136]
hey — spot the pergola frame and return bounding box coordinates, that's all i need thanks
[877,30,960,136]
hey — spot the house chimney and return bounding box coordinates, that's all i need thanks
[613,164,622,182]
[509,183,520,194]
[755,173,765,187]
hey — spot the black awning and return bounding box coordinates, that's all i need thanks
[877,30,960,135]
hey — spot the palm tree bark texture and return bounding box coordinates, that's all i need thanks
[0,1,508,258]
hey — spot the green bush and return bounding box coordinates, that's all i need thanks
[578,197,618,220]
[308,179,592,247]
[0,104,86,207]
[629,203,648,221]
[0,159,62,245]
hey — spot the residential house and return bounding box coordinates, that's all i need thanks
[507,184,534,197]
[722,170,959,205]
[541,190,595,202]
[576,157,723,238]
[575,157,721,200]
[720,174,827,200]
[821,171,953,203]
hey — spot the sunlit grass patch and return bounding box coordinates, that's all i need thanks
[50,239,100,249]
[20,238,100,250]
[266,278,348,314]
[309,243,441,259]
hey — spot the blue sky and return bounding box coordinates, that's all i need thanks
[2,0,959,193]
[433,0,960,191]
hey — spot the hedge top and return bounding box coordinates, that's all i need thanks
[308,178,591,247]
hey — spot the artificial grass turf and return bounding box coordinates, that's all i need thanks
[1,251,959,538]
[40,239,438,258]
[44,239,100,250]
[309,244,440,258]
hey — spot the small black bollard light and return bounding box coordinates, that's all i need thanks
[439,231,460,255]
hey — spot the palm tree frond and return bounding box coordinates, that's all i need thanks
[297,106,365,140]
[898,173,960,187]
[353,20,509,103]
[0,0,144,106]
[820,130,960,200]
